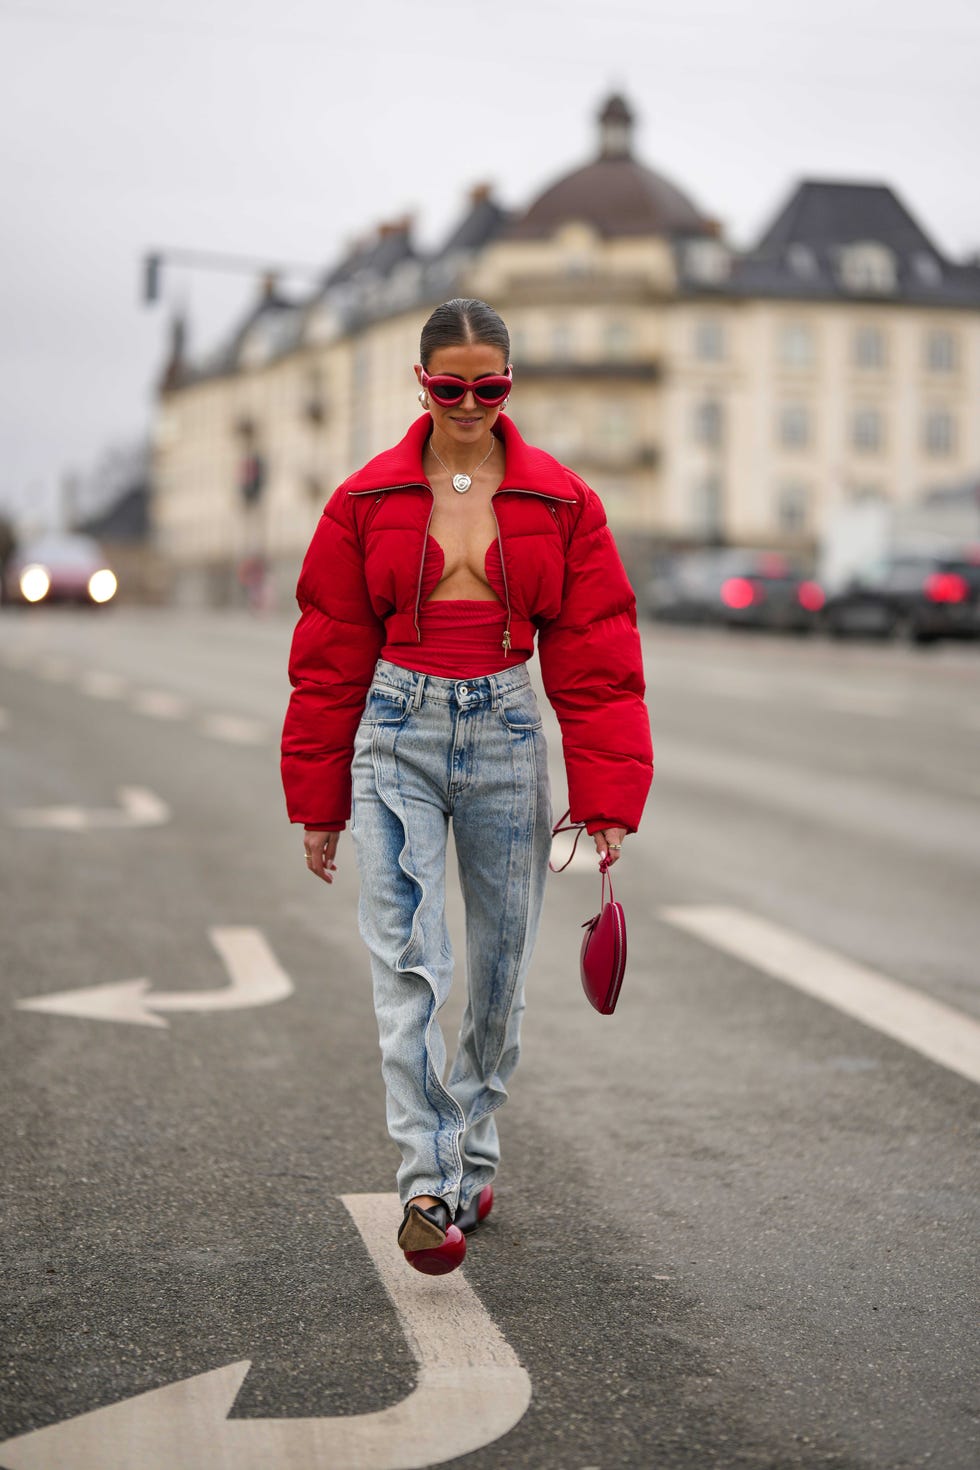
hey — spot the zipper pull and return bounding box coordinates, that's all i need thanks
[502,628,512,653]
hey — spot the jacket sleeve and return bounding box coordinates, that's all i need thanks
[537,485,653,835]
[280,489,385,827]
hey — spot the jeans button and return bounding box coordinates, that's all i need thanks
[459,684,469,697]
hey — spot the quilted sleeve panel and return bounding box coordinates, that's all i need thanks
[280,490,385,826]
[537,485,653,833]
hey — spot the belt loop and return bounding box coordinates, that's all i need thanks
[412,673,426,710]
[488,673,500,711]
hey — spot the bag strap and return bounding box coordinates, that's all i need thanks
[549,808,585,873]
[550,808,616,899]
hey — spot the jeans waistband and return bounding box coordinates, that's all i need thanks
[372,657,533,709]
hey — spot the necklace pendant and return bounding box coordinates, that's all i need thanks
[452,474,472,494]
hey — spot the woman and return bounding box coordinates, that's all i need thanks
[282,298,652,1273]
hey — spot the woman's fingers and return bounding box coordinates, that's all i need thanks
[304,829,340,885]
[594,827,627,868]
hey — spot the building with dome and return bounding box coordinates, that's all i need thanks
[151,94,980,604]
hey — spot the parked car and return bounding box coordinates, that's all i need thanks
[644,548,824,632]
[4,533,118,606]
[820,550,980,643]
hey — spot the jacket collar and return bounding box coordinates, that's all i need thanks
[344,414,579,502]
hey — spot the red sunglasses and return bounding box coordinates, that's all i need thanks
[420,368,512,407]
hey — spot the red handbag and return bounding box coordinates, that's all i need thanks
[550,811,628,1016]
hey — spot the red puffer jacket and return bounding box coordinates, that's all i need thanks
[281,414,653,835]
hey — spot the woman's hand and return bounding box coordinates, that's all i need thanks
[594,827,627,868]
[304,829,341,884]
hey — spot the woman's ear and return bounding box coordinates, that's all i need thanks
[413,363,424,385]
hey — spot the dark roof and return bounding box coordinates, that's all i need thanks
[508,92,717,242]
[676,179,980,306]
[508,156,716,241]
[755,180,940,258]
[324,221,416,288]
[435,187,510,258]
[76,484,150,543]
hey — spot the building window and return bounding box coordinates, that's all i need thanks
[925,330,957,373]
[604,321,631,359]
[924,410,955,456]
[693,398,724,447]
[837,242,897,294]
[552,321,573,360]
[777,483,809,534]
[779,323,815,369]
[684,240,730,284]
[510,326,529,363]
[786,244,819,280]
[778,402,810,449]
[852,408,884,453]
[853,326,886,370]
[599,405,630,454]
[693,474,723,536]
[694,319,725,361]
[913,253,942,287]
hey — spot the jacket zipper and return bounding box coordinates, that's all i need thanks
[347,480,572,652]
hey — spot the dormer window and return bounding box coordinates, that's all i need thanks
[837,242,897,295]
[786,244,818,279]
[684,240,730,285]
[912,252,942,287]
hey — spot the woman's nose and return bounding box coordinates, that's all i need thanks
[460,389,478,410]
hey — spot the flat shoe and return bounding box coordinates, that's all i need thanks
[455,1184,494,1235]
[397,1199,451,1252]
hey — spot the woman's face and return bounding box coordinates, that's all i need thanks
[414,342,509,448]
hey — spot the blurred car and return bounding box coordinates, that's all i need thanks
[644,548,824,632]
[820,549,980,644]
[4,533,118,607]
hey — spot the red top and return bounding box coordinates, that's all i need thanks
[380,535,529,677]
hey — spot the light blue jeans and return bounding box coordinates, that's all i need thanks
[350,657,552,1214]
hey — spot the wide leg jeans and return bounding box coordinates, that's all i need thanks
[350,658,552,1213]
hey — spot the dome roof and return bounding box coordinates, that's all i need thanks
[507,94,717,242]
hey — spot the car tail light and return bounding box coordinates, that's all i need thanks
[924,572,968,603]
[721,577,759,609]
[798,580,825,611]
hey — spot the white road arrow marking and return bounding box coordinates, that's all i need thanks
[0,1193,532,1470]
[15,927,293,1028]
[662,905,980,1087]
[10,785,170,830]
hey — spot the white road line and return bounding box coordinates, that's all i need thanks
[11,786,170,831]
[131,689,189,720]
[0,1193,531,1469]
[78,670,128,700]
[662,905,980,1088]
[200,713,269,745]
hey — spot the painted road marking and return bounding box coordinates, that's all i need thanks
[0,1192,531,1469]
[15,927,292,1028]
[662,905,980,1087]
[200,713,269,745]
[78,670,128,700]
[10,785,170,831]
[130,689,189,720]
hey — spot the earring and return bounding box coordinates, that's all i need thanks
[500,397,510,411]
[418,390,430,410]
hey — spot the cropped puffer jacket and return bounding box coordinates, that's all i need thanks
[281,413,653,835]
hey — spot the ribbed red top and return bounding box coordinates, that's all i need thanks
[380,535,530,677]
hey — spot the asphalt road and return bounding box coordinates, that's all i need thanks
[0,608,977,1470]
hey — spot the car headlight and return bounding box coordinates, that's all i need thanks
[88,569,117,603]
[20,565,51,602]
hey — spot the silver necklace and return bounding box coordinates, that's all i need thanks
[428,436,496,494]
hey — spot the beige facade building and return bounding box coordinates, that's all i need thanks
[152,95,980,602]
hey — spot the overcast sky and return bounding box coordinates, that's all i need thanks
[1,0,978,529]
